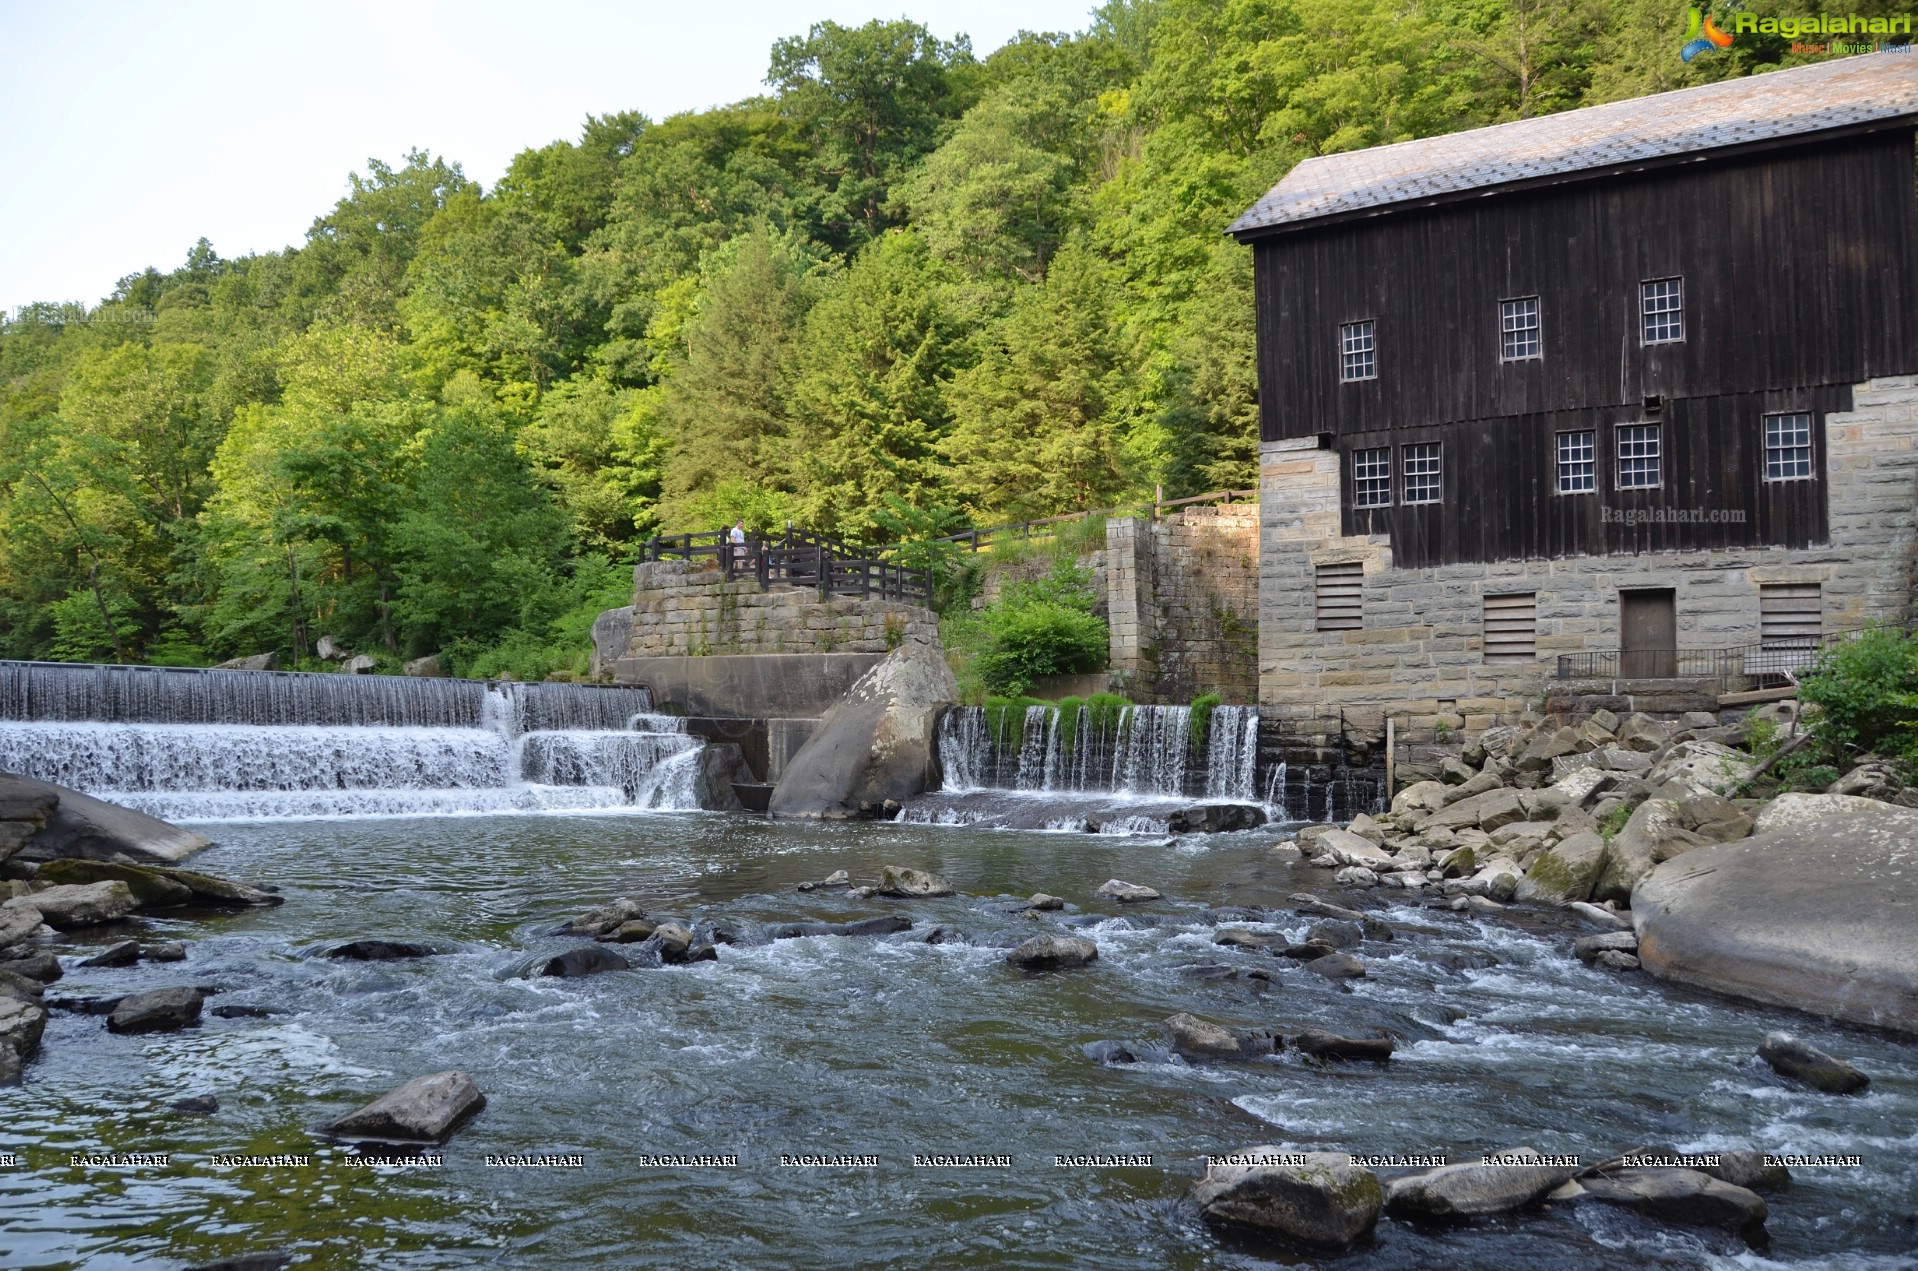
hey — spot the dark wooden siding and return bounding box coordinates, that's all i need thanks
[1255,130,1918,441]
[1253,128,1915,565]
[1338,387,1844,566]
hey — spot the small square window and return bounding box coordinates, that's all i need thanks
[1764,412,1813,481]
[1557,430,1596,494]
[1403,442,1441,503]
[1353,447,1391,507]
[1500,297,1541,361]
[1642,278,1684,344]
[1617,423,1662,489]
[1340,320,1376,382]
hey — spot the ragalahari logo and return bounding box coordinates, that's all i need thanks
[1681,7,1736,60]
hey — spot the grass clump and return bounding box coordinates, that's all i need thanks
[1190,691,1222,753]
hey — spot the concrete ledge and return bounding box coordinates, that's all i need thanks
[614,654,886,720]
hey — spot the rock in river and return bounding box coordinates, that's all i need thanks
[1291,1030,1394,1061]
[3,773,211,865]
[1632,795,1918,1034]
[79,940,141,968]
[539,946,631,978]
[1757,1032,1870,1094]
[1005,934,1098,970]
[1,994,47,1058]
[106,987,206,1034]
[875,866,954,897]
[1303,953,1367,981]
[1162,1012,1250,1059]
[1578,1167,1767,1235]
[765,916,913,940]
[313,1070,485,1146]
[1385,1148,1581,1218]
[0,904,42,949]
[327,940,437,961]
[2,882,136,929]
[1096,879,1161,903]
[1191,1149,1384,1249]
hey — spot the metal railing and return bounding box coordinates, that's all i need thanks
[638,528,933,606]
[1554,629,1871,693]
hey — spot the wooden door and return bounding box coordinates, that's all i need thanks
[1620,589,1677,678]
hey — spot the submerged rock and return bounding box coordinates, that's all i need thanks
[1757,1032,1870,1094]
[1005,934,1098,970]
[1305,920,1363,950]
[106,987,205,1034]
[1700,1151,1791,1192]
[184,1253,293,1271]
[171,1094,220,1114]
[1096,879,1161,903]
[795,870,851,892]
[1291,1030,1394,1061]
[34,859,194,907]
[1191,1149,1384,1249]
[1026,893,1066,911]
[1578,1167,1767,1235]
[765,915,914,940]
[313,1070,485,1146]
[327,940,437,961]
[538,946,631,978]
[1385,1148,1580,1218]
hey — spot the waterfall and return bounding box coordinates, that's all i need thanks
[935,702,1256,800]
[0,660,701,821]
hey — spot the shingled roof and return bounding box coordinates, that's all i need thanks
[1229,54,1918,238]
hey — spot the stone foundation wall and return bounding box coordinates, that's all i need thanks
[1257,376,1918,754]
[623,561,938,659]
[1108,504,1260,704]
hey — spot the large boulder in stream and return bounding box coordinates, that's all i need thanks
[1385,1148,1581,1218]
[3,882,137,929]
[1577,1168,1767,1235]
[34,859,280,908]
[1191,1149,1384,1249]
[1,773,210,865]
[767,638,956,820]
[1632,795,1918,1034]
[313,1071,486,1146]
[106,987,206,1033]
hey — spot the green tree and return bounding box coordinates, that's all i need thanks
[786,231,968,541]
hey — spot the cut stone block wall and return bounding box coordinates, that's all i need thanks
[1256,376,1918,752]
[623,561,938,659]
[1108,504,1260,704]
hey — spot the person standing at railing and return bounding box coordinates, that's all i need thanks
[729,520,746,572]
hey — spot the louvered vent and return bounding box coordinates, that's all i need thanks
[1315,561,1364,631]
[1483,592,1537,663]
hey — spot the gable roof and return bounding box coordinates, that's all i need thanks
[1229,54,1918,239]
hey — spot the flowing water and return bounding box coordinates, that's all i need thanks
[3,817,1913,1270]
[2,665,1912,1269]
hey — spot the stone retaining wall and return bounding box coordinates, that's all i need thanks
[1108,505,1260,704]
[1256,376,1918,754]
[622,561,938,659]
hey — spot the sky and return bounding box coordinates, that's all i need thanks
[0,0,1101,316]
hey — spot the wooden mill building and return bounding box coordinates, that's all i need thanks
[1230,54,1918,743]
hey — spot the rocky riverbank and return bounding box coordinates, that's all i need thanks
[0,772,279,1084]
[1287,710,1918,1036]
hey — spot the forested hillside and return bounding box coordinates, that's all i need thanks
[0,0,1880,676]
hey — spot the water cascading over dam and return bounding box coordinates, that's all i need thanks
[924,701,1383,827]
[0,660,704,820]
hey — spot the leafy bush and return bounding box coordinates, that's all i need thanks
[1797,626,1918,766]
[1190,692,1222,752]
[948,561,1109,697]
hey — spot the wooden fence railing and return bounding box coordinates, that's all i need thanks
[638,528,933,606]
[934,488,1258,553]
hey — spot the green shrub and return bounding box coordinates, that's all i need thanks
[1598,804,1633,841]
[1797,626,1918,766]
[1190,692,1222,753]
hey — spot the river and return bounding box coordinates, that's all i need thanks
[5,810,1913,1270]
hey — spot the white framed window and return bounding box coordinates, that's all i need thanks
[1340,320,1376,382]
[1500,297,1541,361]
[1403,442,1442,504]
[1764,412,1813,481]
[1352,447,1391,507]
[1641,277,1684,344]
[1556,430,1596,494]
[1617,423,1662,489]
